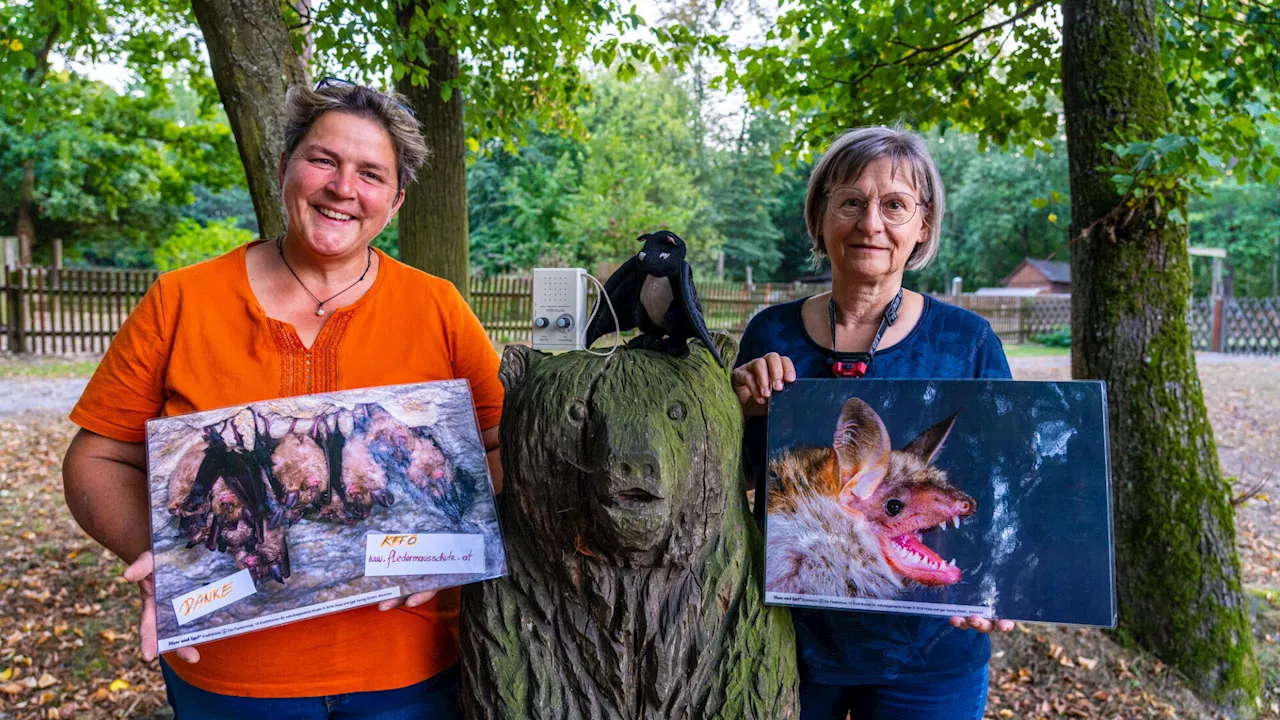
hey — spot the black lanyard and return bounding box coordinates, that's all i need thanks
[828,288,903,378]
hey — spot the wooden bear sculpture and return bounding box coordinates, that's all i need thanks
[460,335,798,719]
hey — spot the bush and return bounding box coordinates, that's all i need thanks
[1034,326,1072,348]
[154,218,255,270]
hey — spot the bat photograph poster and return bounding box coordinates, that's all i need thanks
[763,379,1115,627]
[145,380,506,651]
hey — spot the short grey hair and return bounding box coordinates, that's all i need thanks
[804,127,945,271]
[283,83,429,192]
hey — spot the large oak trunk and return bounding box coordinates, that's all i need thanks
[461,338,798,718]
[190,0,309,240]
[394,3,470,298]
[1061,0,1259,713]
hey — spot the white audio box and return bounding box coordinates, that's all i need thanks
[531,268,589,351]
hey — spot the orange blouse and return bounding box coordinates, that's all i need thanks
[70,242,504,698]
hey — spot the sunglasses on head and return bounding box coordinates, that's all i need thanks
[314,77,416,118]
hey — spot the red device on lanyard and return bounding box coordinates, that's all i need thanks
[828,289,901,379]
[831,359,869,378]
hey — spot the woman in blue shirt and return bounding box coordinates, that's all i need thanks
[732,127,1015,720]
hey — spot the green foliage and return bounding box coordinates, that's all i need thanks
[704,110,791,281]
[920,132,1071,291]
[1188,179,1280,297]
[310,0,707,154]
[468,131,581,274]
[0,71,242,262]
[153,217,252,270]
[1033,326,1072,347]
[1,0,242,265]
[553,71,722,270]
[182,184,259,235]
[722,0,1280,214]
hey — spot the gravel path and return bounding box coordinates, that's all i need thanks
[0,377,88,418]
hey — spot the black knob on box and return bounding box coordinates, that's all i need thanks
[556,314,574,330]
[533,317,550,329]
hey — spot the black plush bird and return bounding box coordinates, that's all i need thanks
[583,230,723,366]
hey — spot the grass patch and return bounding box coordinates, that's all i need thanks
[1004,343,1072,358]
[0,357,100,378]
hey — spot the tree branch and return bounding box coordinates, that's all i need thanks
[24,19,62,86]
[840,0,1048,91]
[889,0,1050,56]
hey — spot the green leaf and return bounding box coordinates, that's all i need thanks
[1030,197,1049,209]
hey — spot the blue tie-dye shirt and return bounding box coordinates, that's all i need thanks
[737,294,1012,686]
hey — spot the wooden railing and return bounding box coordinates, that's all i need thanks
[3,265,1276,355]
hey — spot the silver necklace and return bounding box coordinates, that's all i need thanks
[276,236,373,316]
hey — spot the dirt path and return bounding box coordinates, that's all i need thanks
[0,378,88,418]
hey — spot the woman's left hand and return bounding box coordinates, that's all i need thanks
[378,590,438,612]
[949,615,1014,633]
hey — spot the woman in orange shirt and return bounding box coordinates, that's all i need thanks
[62,80,503,718]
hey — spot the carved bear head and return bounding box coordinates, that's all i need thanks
[498,336,741,569]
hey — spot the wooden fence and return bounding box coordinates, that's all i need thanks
[1,267,161,354]
[2,265,1277,355]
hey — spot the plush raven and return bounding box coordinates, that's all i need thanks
[583,231,723,366]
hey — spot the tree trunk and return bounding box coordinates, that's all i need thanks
[461,339,798,718]
[190,0,309,240]
[16,158,35,266]
[394,4,470,299]
[14,21,59,267]
[1061,0,1260,713]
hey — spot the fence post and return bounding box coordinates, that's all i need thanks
[6,268,22,353]
[1210,296,1224,353]
[1019,298,1031,344]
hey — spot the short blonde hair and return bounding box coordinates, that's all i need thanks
[804,127,945,271]
[283,83,429,192]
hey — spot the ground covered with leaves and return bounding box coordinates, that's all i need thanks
[0,354,1276,719]
[0,414,170,719]
[985,355,1280,720]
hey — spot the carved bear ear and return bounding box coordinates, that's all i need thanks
[499,345,547,391]
[833,397,892,502]
[709,332,738,373]
[901,408,960,463]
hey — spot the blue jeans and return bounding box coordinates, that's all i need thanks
[159,660,462,720]
[799,664,989,720]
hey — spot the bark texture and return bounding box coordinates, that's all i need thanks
[15,21,60,266]
[461,336,798,719]
[1062,0,1260,713]
[394,5,470,299]
[190,0,309,240]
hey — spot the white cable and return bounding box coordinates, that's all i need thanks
[580,272,620,357]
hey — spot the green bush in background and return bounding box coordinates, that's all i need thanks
[153,218,254,271]
[1034,326,1072,348]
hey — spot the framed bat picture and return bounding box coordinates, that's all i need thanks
[763,379,1115,627]
[146,380,506,651]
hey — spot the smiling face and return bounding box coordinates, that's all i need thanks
[822,157,928,284]
[280,111,405,259]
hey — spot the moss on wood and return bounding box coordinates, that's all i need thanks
[460,336,798,718]
[1062,0,1260,713]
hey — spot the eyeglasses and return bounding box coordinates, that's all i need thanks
[826,186,927,226]
[314,76,416,118]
